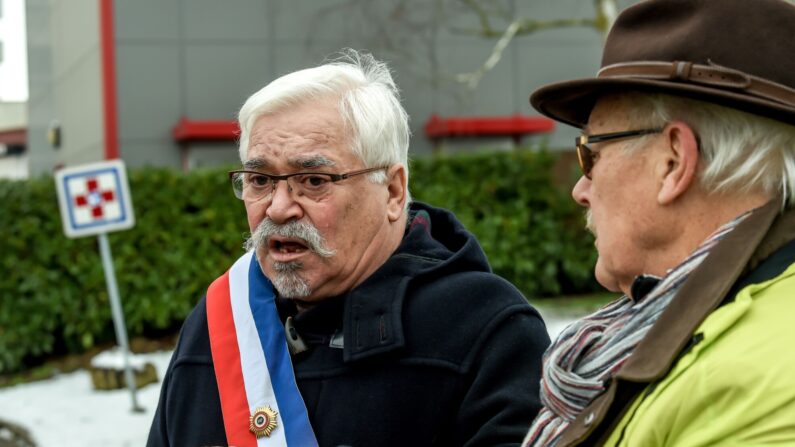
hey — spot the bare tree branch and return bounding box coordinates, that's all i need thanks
[455,0,618,90]
[305,0,621,97]
[515,17,599,34]
[455,18,598,90]
[461,0,497,35]
[593,0,618,35]
[455,20,520,89]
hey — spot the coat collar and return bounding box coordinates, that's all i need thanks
[284,248,422,364]
[285,203,489,364]
[559,199,795,445]
[619,199,795,380]
[341,210,462,362]
[618,199,781,381]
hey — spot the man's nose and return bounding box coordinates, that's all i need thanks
[571,176,591,207]
[266,179,303,224]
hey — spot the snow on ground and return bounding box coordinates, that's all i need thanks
[0,316,576,447]
[537,308,578,341]
[544,318,573,340]
[0,351,173,447]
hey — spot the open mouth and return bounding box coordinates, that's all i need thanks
[269,237,309,254]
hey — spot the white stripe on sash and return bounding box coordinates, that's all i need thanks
[228,251,288,447]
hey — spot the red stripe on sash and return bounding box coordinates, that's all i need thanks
[206,272,257,447]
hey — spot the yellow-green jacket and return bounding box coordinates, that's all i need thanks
[558,201,795,446]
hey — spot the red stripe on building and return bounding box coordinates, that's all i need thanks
[424,114,555,138]
[173,118,240,142]
[99,0,119,160]
[0,128,26,146]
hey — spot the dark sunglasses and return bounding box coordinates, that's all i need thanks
[575,128,663,179]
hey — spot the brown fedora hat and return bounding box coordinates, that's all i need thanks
[530,0,795,128]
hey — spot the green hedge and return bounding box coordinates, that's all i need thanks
[0,150,596,374]
[411,151,597,296]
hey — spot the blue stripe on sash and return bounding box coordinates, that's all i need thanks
[247,256,319,447]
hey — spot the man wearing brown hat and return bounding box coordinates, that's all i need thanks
[523,0,795,445]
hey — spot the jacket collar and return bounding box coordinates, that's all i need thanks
[284,231,424,364]
[285,203,485,364]
[285,242,423,364]
[618,199,789,381]
[560,199,794,445]
[340,207,456,363]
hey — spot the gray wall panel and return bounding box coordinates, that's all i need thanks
[26,92,56,174]
[267,41,321,81]
[49,0,99,81]
[24,47,53,102]
[515,0,599,19]
[517,34,604,147]
[272,0,352,42]
[115,0,180,41]
[187,143,240,170]
[26,0,104,174]
[184,43,270,120]
[434,38,519,116]
[56,50,103,162]
[61,142,104,167]
[183,0,269,41]
[28,0,647,175]
[116,44,181,141]
[121,141,182,168]
[25,0,55,175]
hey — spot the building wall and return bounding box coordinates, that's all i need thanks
[27,0,104,174]
[0,102,28,180]
[0,0,30,102]
[0,0,30,180]
[0,101,24,129]
[0,151,27,179]
[24,0,53,175]
[28,0,636,175]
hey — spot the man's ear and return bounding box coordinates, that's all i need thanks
[657,122,700,205]
[386,164,407,222]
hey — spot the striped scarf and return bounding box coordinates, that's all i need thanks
[524,212,750,446]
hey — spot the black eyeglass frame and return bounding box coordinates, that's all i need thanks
[576,128,664,179]
[228,166,389,200]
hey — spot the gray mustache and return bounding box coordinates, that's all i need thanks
[585,209,596,236]
[245,219,336,258]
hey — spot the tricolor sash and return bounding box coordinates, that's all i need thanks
[207,251,318,447]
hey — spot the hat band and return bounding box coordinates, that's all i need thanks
[598,61,795,108]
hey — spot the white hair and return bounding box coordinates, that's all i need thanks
[620,93,795,207]
[237,49,411,203]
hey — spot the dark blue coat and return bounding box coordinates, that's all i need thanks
[147,202,550,446]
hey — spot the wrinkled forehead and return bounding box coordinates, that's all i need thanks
[584,94,635,134]
[245,100,356,165]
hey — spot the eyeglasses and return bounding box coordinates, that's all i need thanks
[228,166,388,202]
[576,128,663,179]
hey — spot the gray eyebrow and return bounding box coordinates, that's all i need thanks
[242,155,336,171]
[243,158,270,170]
[288,155,336,169]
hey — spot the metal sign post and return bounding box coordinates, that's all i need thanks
[98,232,144,412]
[55,159,143,413]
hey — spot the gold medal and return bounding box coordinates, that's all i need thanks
[249,406,279,437]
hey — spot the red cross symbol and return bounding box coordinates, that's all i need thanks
[74,177,116,219]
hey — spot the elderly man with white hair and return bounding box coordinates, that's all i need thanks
[147,50,550,447]
[523,0,795,445]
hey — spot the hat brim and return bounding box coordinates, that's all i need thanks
[530,77,795,129]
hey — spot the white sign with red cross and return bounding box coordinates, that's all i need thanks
[55,159,136,238]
